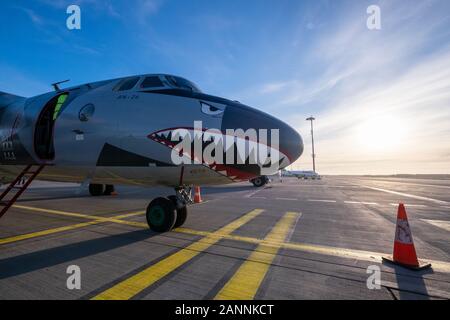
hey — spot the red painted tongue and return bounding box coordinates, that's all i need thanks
[151,132,258,181]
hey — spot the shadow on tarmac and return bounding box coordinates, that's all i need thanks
[384,261,435,300]
[0,229,160,279]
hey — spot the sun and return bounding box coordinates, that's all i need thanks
[356,115,408,152]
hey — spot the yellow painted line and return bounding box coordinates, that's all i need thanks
[92,209,264,300]
[7,204,450,274]
[215,212,299,300]
[0,220,102,245]
[0,208,145,245]
[12,204,138,221]
[422,219,450,232]
[12,204,145,224]
[38,173,86,180]
[175,229,450,274]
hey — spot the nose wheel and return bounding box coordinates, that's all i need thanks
[146,186,192,232]
[250,175,268,187]
[167,195,188,229]
[146,197,178,232]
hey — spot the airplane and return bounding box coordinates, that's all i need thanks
[0,73,304,232]
[281,169,320,180]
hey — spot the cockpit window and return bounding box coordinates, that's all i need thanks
[114,77,140,91]
[141,76,164,88]
[165,76,201,93]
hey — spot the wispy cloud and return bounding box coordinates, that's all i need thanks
[16,7,45,26]
[134,0,164,25]
[13,2,103,58]
[243,0,450,174]
[259,81,295,94]
[38,0,122,19]
[3,1,448,174]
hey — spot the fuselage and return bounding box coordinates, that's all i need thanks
[0,74,303,187]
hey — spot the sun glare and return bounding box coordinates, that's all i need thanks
[356,116,408,152]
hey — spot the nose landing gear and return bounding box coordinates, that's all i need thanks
[146,186,193,232]
[250,175,269,187]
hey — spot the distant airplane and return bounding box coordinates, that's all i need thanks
[282,169,320,180]
[0,74,303,231]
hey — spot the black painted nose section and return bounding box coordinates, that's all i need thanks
[221,104,304,164]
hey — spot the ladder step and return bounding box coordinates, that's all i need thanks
[0,164,45,220]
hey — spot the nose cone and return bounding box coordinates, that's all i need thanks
[221,104,304,167]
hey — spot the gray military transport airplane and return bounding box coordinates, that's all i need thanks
[0,74,303,232]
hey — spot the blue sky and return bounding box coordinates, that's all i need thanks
[1,0,450,174]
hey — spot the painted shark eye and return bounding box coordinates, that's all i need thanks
[200,102,224,116]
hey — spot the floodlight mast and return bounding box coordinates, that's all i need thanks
[306,116,316,173]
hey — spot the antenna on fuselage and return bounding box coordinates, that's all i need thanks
[51,79,70,91]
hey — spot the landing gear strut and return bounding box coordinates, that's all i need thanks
[146,186,192,232]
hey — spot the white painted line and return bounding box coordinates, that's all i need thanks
[422,219,450,232]
[244,187,267,198]
[389,203,427,208]
[363,186,449,205]
[344,201,378,205]
[365,179,450,190]
[276,197,298,201]
[307,199,336,203]
[327,185,357,188]
[251,196,267,199]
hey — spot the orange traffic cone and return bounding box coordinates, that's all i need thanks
[194,186,202,203]
[382,203,431,270]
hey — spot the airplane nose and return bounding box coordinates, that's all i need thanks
[221,104,304,165]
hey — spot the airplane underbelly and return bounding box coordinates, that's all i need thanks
[92,165,232,187]
[0,164,232,187]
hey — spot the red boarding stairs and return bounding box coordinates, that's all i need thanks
[0,164,46,219]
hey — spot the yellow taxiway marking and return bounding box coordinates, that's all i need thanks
[0,220,102,245]
[13,204,142,221]
[422,219,450,232]
[0,207,145,245]
[12,204,145,226]
[92,209,264,300]
[175,229,450,274]
[5,205,450,274]
[215,211,300,300]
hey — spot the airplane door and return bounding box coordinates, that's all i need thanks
[53,89,119,167]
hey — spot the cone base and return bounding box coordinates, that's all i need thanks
[382,256,432,271]
[194,196,202,203]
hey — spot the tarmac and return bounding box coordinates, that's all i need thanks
[0,176,449,300]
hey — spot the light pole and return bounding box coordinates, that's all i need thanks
[306,116,316,173]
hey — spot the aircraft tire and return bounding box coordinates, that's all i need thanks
[104,184,115,195]
[146,197,177,232]
[167,195,188,228]
[251,176,267,187]
[89,183,105,196]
